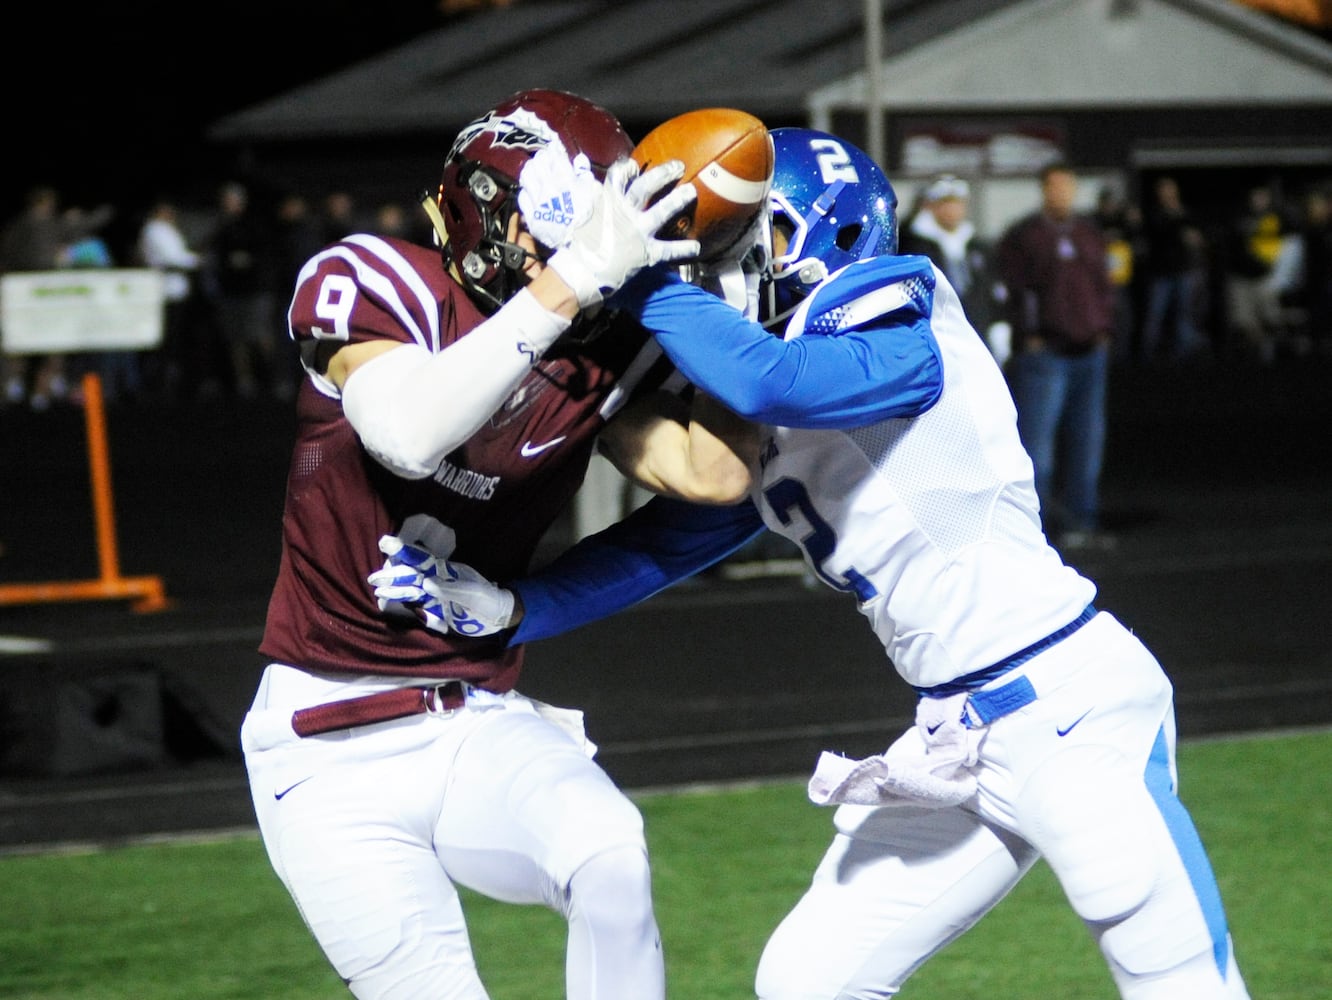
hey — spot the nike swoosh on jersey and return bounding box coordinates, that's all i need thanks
[274,776,314,801]
[520,436,567,458]
[1056,709,1093,737]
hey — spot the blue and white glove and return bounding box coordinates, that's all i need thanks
[517,141,601,250]
[426,560,516,637]
[368,520,515,637]
[546,157,701,310]
[368,519,455,634]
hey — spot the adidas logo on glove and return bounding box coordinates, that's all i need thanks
[531,192,577,228]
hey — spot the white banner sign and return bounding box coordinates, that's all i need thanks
[1,269,165,355]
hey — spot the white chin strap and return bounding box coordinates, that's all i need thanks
[420,190,450,249]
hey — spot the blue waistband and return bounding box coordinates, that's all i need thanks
[913,603,1098,713]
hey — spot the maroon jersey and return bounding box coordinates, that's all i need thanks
[260,234,674,691]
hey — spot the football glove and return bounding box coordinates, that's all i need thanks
[426,561,516,637]
[547,157,700,310]
[369,528,515,637]
[369,528,453,634]
[516,142,600,250]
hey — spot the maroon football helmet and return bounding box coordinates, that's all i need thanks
[436,89,633,313]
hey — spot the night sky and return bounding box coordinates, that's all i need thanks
[10,2,1329,246]
[6,2,446,220]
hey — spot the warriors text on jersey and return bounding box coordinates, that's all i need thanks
[260,234,673,690]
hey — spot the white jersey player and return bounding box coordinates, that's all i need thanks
[376,129,1250,998]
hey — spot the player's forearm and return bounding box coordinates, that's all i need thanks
[509,495,765,645]
[600,392,756,505]
[683,392,759,502]
[524,265,582,320]
[340,289,570,478]
[614,268,942,429]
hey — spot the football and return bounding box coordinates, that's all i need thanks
[631,108,774,261]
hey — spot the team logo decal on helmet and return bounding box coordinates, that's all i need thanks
[447,109,557,161]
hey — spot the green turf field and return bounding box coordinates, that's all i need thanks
[3,728,1327,998]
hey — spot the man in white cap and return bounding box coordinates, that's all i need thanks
[901,174,1010,363]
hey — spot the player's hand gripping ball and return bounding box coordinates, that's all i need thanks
[631,108,774,262]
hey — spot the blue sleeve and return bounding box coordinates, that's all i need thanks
[611,256,943,430]
[509,496,766,645]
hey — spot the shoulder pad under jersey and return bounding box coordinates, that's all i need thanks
[789,254,936,340]
[289,234,451,357]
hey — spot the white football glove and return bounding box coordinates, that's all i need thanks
[424,561,516,637]
[368,527,515,637]
[517,142,600,249]
[547,157,700,309]
[369,528,454,634]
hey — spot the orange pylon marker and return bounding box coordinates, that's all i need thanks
[0,372,169,613]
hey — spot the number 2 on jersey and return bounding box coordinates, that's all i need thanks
[764,477,878,602]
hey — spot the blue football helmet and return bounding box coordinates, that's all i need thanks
[763,128,899,325]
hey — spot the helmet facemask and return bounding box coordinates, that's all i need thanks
[677,206,772,322]
[443,163,543,313]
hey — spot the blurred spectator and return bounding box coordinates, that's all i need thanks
[899,174,1009,363]
[373,198,435,245]
[996,163,1117,553]
[0,185,112,271]
[1092,185,1143,364]
[1294,187,1332,357]
[274,193,326,290]
[1266,186,1332,360]
[60,207,140,405]
[1224,185,1286,364]
[58,208,115,270]
[1137,176,1208,364]
[319,190,365,243]
[137,196,203,401]
[272,192,327,392]
[373,200,409,238]
[0,186,113,408]
[202,181,283,398]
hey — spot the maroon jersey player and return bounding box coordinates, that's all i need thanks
[241,90,751,1000]
[262,235,683,690]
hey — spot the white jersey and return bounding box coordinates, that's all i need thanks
[751,262,1095,689]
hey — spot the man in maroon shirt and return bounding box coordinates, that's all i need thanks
[242,90,754,1000]
[996,163,1117,554]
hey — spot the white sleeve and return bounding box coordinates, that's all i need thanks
[341,287,571,479]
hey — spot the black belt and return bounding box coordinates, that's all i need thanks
[291,682,466,737]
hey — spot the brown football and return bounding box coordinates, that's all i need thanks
[632,108,774,261]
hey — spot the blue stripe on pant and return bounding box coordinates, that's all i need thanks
[1143,726,1232,976]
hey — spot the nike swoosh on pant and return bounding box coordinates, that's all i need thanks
[1057,709,1093,737]
[274,776,314,801]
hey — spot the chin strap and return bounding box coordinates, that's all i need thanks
[462,238,545,313]
[494,239,542,271]
[419,188,450,249]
